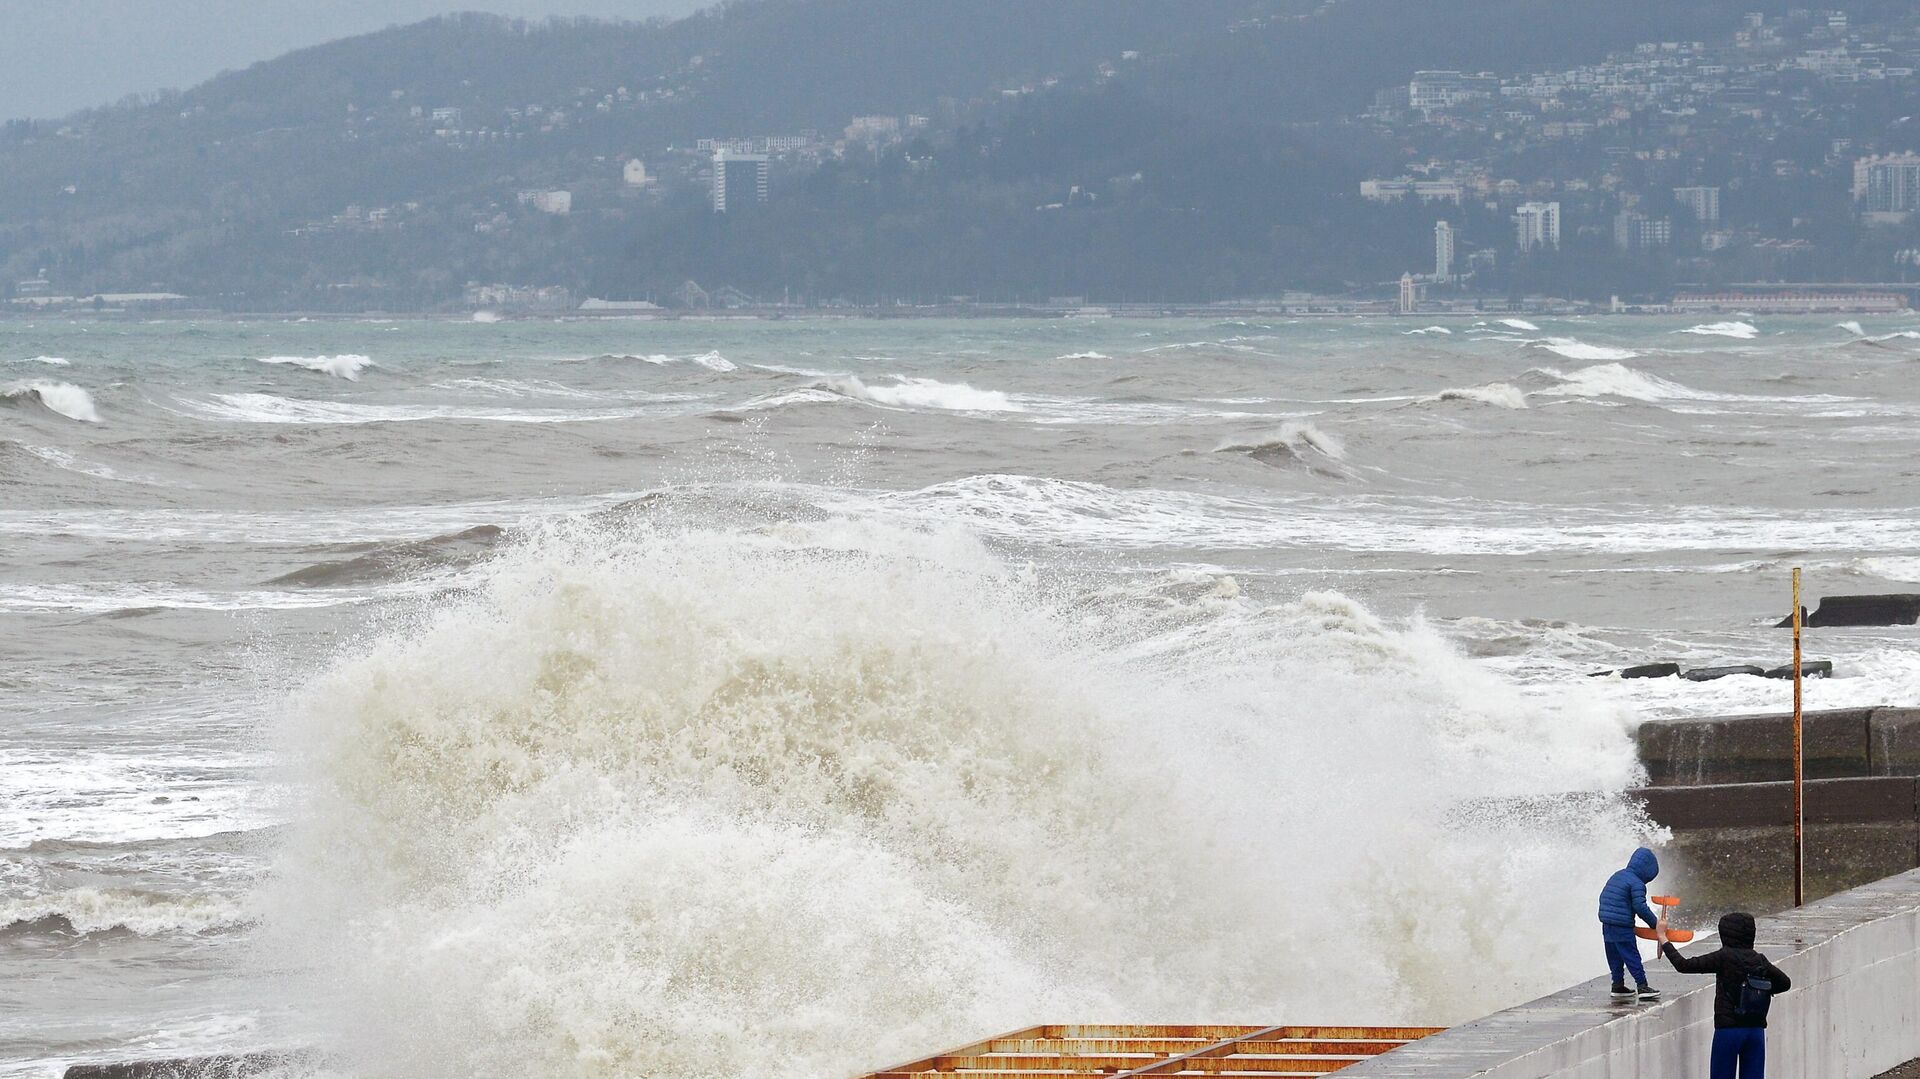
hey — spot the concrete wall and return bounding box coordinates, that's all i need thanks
[1339,867,1920,1078]
[1637,707,1920,787]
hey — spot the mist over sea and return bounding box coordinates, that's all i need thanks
[4,315,1919,1077]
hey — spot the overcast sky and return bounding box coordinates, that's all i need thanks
[0,0,710,121]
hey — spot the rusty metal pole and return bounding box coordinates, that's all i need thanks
[1792,567,1805,908]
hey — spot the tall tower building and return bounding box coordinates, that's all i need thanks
[1513,202,1561,252]
[1853,154,1920,213]
[1434,220,1456,280]
[1399,273,1418,314]
[1674,186,1721,225]
[711,151,770,213]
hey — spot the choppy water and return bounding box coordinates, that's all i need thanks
[4,315,1918,1077]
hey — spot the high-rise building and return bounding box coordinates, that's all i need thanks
[1614,212,1673,251]
[1853,154,1920,213]
[1513,202,1561,252]
[1399,273,1418,314]
[711,151,770,213]
[1674,186,1721,225]
[1434,220,1456,280]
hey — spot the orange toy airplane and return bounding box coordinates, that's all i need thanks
[1635,895,1694,943]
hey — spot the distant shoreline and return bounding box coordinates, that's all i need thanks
[5,304,1914,322]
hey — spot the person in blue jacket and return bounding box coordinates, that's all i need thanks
[1597,846,1663,1000]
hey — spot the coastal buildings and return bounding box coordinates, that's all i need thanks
[1674,186,1721,225]
[1407,70,1499,114]
[1853,153,1920,213]
[1358,178,1464,204]
[1434,220,1455,280]
[711,151,770,212]
[1513,202,1561,251]
[1614,211,1673,251]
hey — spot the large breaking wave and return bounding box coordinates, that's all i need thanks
[263,515,1647,1078]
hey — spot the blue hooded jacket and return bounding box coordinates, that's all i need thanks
[1597,847,1661,941]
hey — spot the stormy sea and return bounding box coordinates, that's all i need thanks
[4,315,1918,1077]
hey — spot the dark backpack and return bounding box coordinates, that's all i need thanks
[1735,974,1774,1019]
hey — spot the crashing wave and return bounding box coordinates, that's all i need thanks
[1532,337,1639,362]
[1055,351,1112,360]
[2,888,247,937]
[256,354,376,380]
[1677,321,1759,339]
[1213,420,1347,462]
[823,375,1022,412]
[6,355,70,366]
[2,380,101,422]
[1425,383,1530,409]
[261,518,1645,1077]
[1528,363,1703,402]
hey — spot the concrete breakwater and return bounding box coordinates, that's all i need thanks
[1633,706,1920,911]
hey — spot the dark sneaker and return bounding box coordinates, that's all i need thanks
[1610,984,1632,998]
[1638,985,1661,1001]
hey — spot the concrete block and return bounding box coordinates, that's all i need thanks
[1637,708,1874,786]
[1870,709,1920,776]
[1801,594,1920,627]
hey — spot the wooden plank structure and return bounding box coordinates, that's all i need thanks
[860,1024,1444,1078]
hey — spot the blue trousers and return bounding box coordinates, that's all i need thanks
[1711,1027,1765,1079]
[1604,936,1646,986]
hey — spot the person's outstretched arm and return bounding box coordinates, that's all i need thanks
[1631,880,1660,929]
[1762,958,1791,993]
[1661,942,1723,974]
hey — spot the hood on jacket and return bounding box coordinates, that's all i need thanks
[1720,911,1757,949]
[1627,846,1660,883]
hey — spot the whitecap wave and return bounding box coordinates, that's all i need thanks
[596,351,739,372]
[3,888,247,937]
[1404,326,1453,336]
[1678,321,1759,339]
[1836,321,1866,338]
[1055,351,1112,359]
[1533,337,1640,362]
[6,355,70,366]
[20,445,168,486]
[1426,383,1529,409]
[1498,318,1540,331]
[1213,420,1347,461]
[824,375,1022,412]
[256,354,375,380]
[175,393,670,425]
[2,380,100,422]
[1852,557,1920,583]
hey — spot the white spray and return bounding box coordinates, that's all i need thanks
[263,515,1648,1079]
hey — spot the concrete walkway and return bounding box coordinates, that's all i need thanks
[1340,867,1920,1078]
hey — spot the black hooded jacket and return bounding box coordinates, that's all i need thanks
[1661,912,1792,1029]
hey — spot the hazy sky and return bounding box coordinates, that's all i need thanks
[0,0,710,121]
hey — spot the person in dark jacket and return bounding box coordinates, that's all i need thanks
[1596,846,1663,999]
[1660,911,1791,1079]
